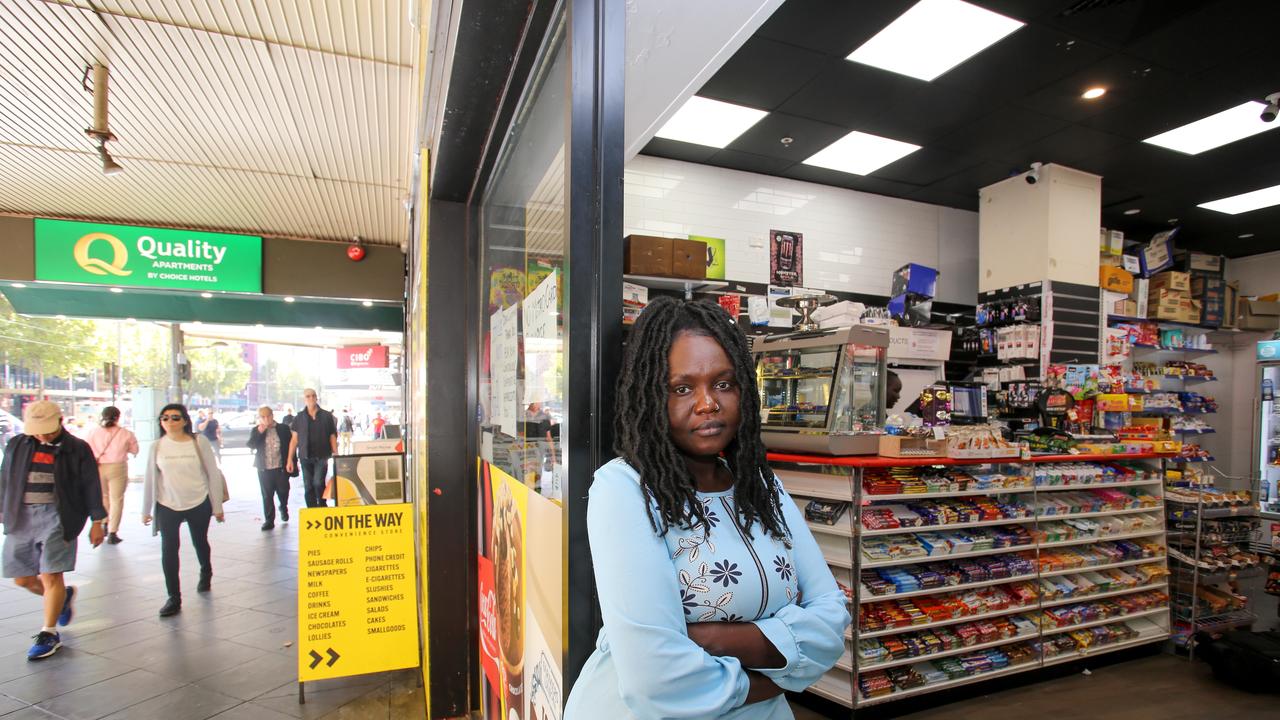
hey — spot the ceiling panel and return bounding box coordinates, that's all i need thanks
[0,0,415,247]
[641,0,1280,257]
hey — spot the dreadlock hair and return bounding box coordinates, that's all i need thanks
[614,296,790,543]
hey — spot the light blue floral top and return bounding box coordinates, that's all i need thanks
[565,459,850,720]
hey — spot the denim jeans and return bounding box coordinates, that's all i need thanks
[300,456,330,507]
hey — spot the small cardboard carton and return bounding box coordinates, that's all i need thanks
[1099,266,1134,293]
[1237,299,1280,331]
[1149,271,1191,294]
[671,238,707,280]
[623,235,673,276]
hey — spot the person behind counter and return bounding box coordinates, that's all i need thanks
[565,297,850,719]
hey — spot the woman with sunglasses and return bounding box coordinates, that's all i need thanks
[141,404,225,617]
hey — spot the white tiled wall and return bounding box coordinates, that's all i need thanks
[623,156,979,304]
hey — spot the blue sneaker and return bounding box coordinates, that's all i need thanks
[57,586,76,627]
[27,631,61,661]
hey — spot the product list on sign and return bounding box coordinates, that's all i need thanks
[302,510,411,643]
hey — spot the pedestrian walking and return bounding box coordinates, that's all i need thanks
[247,406,292,530]
[0,401,107,660]
[142,404,225,617]
[87,407,138,545]
[287,389,337,508]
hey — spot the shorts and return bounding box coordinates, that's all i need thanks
[3,504,77,577]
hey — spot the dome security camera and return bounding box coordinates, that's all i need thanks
[1025,162,1043,185]
[1262,93,1280,123]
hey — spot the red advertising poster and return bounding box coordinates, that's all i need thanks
[477,555,502,691]
[337,345,389,369]
[717,293,741,321]
[769,229,803,286]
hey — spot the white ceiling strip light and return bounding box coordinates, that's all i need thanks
[653,96,769,148]
[1143,101,1280,155]
[1198,183,1280,215]
[803,130,922,175]
[847,0,1025,81]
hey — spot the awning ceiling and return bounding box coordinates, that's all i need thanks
[2,284,402,331]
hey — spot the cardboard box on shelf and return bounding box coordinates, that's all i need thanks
[1100,266,1134,293]
[622,281,649,306]
[1122,255,1141,273]
[1191,275,1226,300]
[1221,281,1240,329]
[1099,254,1123,268]
[1148,270,1191,293]
[671,238,707,280]
[1237,299,1280,331]
[1149,287,1191,305]
[1151,296,1201,323]
[1200,297,1225,327]
[1175,250,1225,276]
[892,263,940,298]
[878,435,948,458]
[1130,277,1149,318]
[1113,298,1138,317]
[623,235,673,276]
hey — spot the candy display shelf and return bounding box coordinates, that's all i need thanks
[771,452,1173,708]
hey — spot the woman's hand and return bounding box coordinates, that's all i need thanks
[215,513,225,523]
[142,515,152,526]
[686,622,786,669]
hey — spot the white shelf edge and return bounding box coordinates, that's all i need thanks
[1039,582,1168,609]
[860,529,1166,569]
[855,660,1041,707]
[862,505,1163,536]
[859,573,1040,604]
[856,632,1041,672]
[1039,555,1167,578]
[1040,632,1169,668]
[1037,529,1166,550]
[1038,607,1169,637]
[808,672,853,708]
[622,274,729,294]
[857,603,1039,639]
[858,478,1163,501]
[808,521,855,538]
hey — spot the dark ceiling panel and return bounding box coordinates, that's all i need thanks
[725,112,849,162]
[652,0,1280,257]
[933,106,1070,157]
[705,149,795,177]
[699,37,831,111]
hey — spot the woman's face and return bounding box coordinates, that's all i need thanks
[258,409,273,425]
[666,330,741,459]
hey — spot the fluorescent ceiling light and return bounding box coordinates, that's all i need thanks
[1198,183,1280,215]
[653,96,768,148]
[846,0,1024,81]
[1144,101,1279,155]
[803,130,921,176]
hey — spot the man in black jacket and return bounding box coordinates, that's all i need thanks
[0,401,107,660]
[287,389,338,508]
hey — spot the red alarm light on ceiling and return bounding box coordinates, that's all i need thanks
[347,238,365,262]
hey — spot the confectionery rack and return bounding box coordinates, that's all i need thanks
[770,452,1174,708]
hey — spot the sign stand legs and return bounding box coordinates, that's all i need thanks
[298,682,305,705]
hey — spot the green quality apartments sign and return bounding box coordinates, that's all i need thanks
[34,219,262,293]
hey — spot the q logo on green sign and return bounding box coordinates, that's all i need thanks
[73,232,133,277]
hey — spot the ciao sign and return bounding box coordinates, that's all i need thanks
[337,345,389,369]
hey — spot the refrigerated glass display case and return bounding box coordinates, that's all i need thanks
[755,325,890,455]
[1256,341,1280,518]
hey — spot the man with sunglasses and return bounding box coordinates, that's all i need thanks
[287,389,338,508]
[0,401,107,660]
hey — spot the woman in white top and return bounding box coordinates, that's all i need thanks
[141,403,224,617]
[87,406,139,545]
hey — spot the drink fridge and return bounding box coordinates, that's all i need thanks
[1255,340,1280,518]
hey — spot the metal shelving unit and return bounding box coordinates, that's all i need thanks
[773,453,1172,708]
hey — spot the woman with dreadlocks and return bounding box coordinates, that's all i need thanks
[565,297,849,719]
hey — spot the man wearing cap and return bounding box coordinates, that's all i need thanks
[0,401,107,660]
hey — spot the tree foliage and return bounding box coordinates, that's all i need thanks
[187,344,251,399]
[0,294,109,386]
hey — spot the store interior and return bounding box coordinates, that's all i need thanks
[611,0,1280,715]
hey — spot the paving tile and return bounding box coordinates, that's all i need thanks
[0,707,60,720]
[35,668,185,720]
[98,682,242,720]
[0,695,27,715]
[64,620,176,656]
[207,702,297,720]
[192,651,298,701]
[225,621,298,657]
[252,680,388,720]
[0,649,137,703]
[141,637,265,683]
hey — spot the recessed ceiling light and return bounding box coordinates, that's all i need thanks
[284,296,295,303]
[1082,87,1107,100]
[55,314,67,320]
[1198,183,1280,215]
[191,320,202,326]
[1238,233,1255,239]
[846,0,1025,81]
[1143,101,1279,155]
[315,326,324,330]
[126,317,136,323]
[1167,218,1179,224]
[109,287,123,293]
[653,96,768,148]
[803,130,922,176]
[1123,208,1141,215]
[255,323,265,328]
[10,282,26,288]
[362,300,373,307]
[201,292,213,299]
